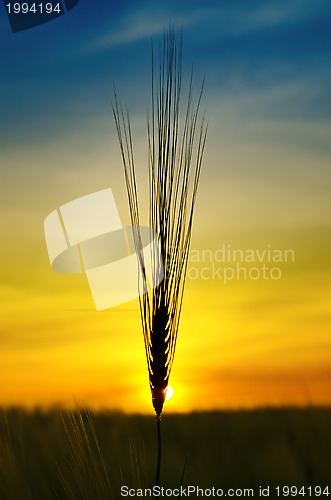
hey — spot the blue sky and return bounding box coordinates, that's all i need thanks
[1,0,331,144]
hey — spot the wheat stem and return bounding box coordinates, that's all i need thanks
[156,417,162,487]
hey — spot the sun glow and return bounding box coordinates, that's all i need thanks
[165,385,174,401]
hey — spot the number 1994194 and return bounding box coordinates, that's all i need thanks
[275,486,329,496]
[6,3,62,14]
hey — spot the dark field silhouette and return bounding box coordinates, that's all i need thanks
[1,408,330,499]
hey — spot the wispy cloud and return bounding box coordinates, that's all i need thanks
[90,0,330,52]
[90,7,214,51]
[216,0,324,35]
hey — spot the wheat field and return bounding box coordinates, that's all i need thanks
[1,408,330,499]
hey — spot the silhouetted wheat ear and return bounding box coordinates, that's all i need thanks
[113,25,207,419]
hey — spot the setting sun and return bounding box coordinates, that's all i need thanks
[165,386,174,402]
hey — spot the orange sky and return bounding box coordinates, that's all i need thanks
[1,223,330,413]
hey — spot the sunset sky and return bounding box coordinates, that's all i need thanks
[1,0,331,413]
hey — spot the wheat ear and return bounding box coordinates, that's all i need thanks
[113,25,207,419]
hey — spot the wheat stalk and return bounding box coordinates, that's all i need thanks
[113,25,207,421]
[58,411,113,500]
